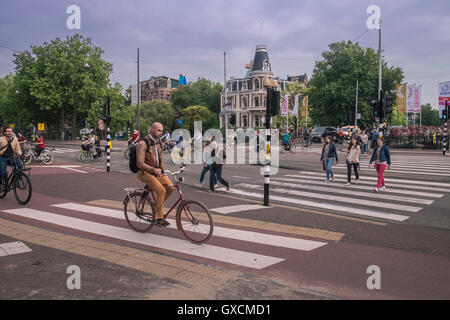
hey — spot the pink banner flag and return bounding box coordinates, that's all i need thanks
[281,94,289,116]
[413,86,421,114]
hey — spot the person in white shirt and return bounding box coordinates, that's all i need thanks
[345,136,361,186]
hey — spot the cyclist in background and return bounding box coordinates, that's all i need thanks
[128,129,141,146]
[35,133,46,158]
[0,127,23,185]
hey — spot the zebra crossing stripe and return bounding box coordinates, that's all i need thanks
[235,183,421,213]
[210,204,268,214]
[51,203,327,251]
[265,180,434,204]
[222,188,410,222]
[2,208,284,269]
[273,177,443,198]
[294,172,450,188]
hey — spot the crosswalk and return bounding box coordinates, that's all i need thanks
[50,147,79,154]
[0,201,329,270]
[225,155,450,223]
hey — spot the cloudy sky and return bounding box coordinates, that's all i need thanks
[1,0,449,108]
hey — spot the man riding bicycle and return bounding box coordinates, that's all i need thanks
[136,122,174,227]
[35,133,46,158]
[82,134,95,155]
[0,127,23,185]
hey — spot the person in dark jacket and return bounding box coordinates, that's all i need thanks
[320,136,339,183]
[369,137,391,192]
[209,145,230,193]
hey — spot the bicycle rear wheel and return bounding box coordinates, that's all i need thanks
[177,200,213,244]
[124,147,130,160]
[123,193,155,232]
[80,151,90,163]
[13,172,32,205]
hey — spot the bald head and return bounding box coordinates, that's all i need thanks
[149,122,163,139]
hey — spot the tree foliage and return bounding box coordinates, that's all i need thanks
[308,41,404,129]
[171,78,222,114]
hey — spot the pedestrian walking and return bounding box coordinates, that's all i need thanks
[369,137,391,193]
[345,137,360,186]
[320,136,339,183]
[208,143,230,193]
[195,141,217,188]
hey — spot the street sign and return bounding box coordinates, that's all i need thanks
[178,118,183,125]
[225,103,231,113]
[9,124,14,129]
[37,123,45,131]
[98,119,105,130]
[356,113,361,119]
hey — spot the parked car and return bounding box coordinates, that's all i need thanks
[310,126,337,143]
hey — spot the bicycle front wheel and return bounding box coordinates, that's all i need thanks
[124,147,130,160]
[80,151,90,163]
[13,172,32,205]
[123,193,155,232]
[41,151,54,165]
[177,200,213,244]
[23,151,32,165]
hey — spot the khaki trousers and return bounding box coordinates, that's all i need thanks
[137,171,175,219]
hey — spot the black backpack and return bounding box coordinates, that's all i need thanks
[129,138,150,173]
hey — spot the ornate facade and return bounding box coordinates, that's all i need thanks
[219,45,307,129]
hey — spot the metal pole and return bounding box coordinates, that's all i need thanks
[444,101,448,156]
[137,48,140,133]
[378,18,382,101]
[264,87,271,206]
[224,51,228,131]
[106,96,111,172]
[355,80,359,127]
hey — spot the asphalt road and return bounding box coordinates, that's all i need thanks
[0,140,449,299]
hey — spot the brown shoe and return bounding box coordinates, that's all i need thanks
[155,218,170,227]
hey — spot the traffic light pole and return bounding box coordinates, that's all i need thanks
[444,101,448,156]
[264,87,271,207]
[106,96,111,172]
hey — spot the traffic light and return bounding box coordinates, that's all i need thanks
[370,99,380,119]
[384,92,392,119]
[443,103,449,122]
[346,106,353,125]
[270,90,280,116]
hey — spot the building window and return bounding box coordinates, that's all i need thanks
[243,115,248,128]
[254,115,259,127]
[254,79,259,90]
[263,60,270,71]
[243,97,248,108]
[254,97,259,107]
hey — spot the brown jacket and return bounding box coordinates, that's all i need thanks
[137,136,164,174]
[0,136,22,157]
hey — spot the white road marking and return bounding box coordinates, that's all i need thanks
[273,177,443,198]
[2,208,284,269]
[223,189,410,222]
[52,203,327,252]
[236,183,422,213]
[0,241,32,256]
[265,180,434,204]
[294,172,450,188]
[211,204,268,214]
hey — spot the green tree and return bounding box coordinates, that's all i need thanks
[387,105,407,126]
[137,100,174,134]
[12,34,113,140]
[171,78,222,114]
[420,103,440,126]
[308,41,404,128]
[180,105,214,133]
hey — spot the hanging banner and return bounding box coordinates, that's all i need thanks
[281,94,289,116]
[413,85,421,114]
[396,83,407,113]
[291,94,299,116]
[438,81,450,118]
[406,84,415,113]
[301,95,308,118]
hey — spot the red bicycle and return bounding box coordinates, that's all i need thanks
[123,166,214,244]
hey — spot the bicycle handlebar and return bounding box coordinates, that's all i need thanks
[164,165,186,177]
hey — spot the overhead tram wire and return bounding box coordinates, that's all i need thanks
[352,29,370,42]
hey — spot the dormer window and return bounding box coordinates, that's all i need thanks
[263,60,270,71]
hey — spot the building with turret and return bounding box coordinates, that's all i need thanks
[219,45,307,129]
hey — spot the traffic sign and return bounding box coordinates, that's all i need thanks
[178,118,183,125]
[9,124,14,129]
[37,123,45,131]
[98,119,105,130]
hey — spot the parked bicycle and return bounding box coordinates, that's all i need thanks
[123,165,214,244]
[80,145,105,162]
[0,158,32,205]
[22,147,54,165]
